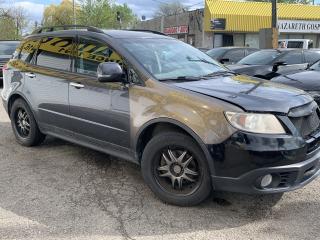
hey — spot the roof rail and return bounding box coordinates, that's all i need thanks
[129,29,167,36]
[32,25,104,34]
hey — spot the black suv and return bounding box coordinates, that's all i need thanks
[2,26,320,206]
[0,40,20,86]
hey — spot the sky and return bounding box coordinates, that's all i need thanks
[6,0,320,24]
[7,0,205,24]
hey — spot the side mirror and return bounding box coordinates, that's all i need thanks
[220,58,230,64]
[97,62,123,83]
[272,61,287,72]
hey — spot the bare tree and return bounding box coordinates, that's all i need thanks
[154,1,188,18]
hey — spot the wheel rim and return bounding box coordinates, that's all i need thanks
[155,146,202,196]
[15,108,31,138]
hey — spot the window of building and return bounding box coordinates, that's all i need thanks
[35,37,73,71]
[76,37,123,76]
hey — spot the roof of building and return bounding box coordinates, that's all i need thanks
[204,0,320,32]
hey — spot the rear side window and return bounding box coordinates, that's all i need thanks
[277,52,303,64]
[224,49,245,63]
[35,37,73,71]
[76,37,123,76]
[18,39,40,63]
[305,51,320,64]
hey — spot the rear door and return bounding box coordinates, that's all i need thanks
[24,35,75,132]
[68,35,130,148]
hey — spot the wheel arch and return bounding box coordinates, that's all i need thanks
[134,118,216,175]
[7,93,28,116]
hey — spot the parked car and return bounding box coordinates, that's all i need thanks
[0,40,20,86]
[272,60,320,105]
[278,39,313,49]
[198,47,210,53]
[2,26,320,206]
[228,49,320,80]
[206,47,259,64]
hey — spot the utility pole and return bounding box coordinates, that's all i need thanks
[73,0,76,25]
[271,0,278,49]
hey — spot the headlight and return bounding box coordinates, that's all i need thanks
[225,112,286,134]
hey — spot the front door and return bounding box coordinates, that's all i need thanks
[68,36,130,148]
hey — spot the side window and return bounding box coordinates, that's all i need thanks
[246,49,258,56]
[305,51,320,64]
[224,49,245,63]
[278,52,303,65]
[287,41,304,48]
[35,37,73,71]
[17,39,40,63]
[76,37,123,76]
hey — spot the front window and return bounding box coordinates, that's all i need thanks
[122,39,226,81]
[238,50,280,65]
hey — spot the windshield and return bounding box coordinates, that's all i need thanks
[238,50,280,65]
[0,42,19,55]
[310,60,320,71]
[206,48,227,59]
[122,38,227,80]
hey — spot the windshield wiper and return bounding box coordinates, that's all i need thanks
[202,71,236,78]
[159,76,202,82]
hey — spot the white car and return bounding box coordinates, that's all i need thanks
[278,39,313,49]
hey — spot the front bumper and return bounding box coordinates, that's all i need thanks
[209,131,320,194]
[212,149,320,194]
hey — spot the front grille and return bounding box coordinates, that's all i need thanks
[278,171,297,188]
[289,102,320,138]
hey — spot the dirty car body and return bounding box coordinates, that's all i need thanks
[2,27,320,206]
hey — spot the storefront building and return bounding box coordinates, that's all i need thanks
[136,0,320,49]
[204,0,320,48]
[136,9,207,47]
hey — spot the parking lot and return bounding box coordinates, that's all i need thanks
[0,96,319,240]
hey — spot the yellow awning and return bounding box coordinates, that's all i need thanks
[204,0,320,32]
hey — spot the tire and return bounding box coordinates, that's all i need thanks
[10,98,45,147]
[141,132,211,206]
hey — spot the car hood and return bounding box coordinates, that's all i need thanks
[174,74,312,113]
[272,70,320,91]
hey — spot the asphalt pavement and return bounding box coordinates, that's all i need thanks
[0,96,319,240]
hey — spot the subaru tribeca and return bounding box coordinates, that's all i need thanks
[2,26,320,206]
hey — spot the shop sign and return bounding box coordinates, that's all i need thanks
[164,25,189,35]
[278,20,320,33]
[210,18,226,30]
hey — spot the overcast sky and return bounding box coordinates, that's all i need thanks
[7,0,320,24]
[8,0,204,23]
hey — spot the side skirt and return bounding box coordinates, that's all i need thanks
[40,123,138,165]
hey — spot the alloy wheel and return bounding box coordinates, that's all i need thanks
[15,108,31,138]
[155,147,201,195]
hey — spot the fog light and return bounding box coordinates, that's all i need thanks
[261,174,273,188]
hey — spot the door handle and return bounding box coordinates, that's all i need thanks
[25,72,36,78]
[70,82,84,89]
